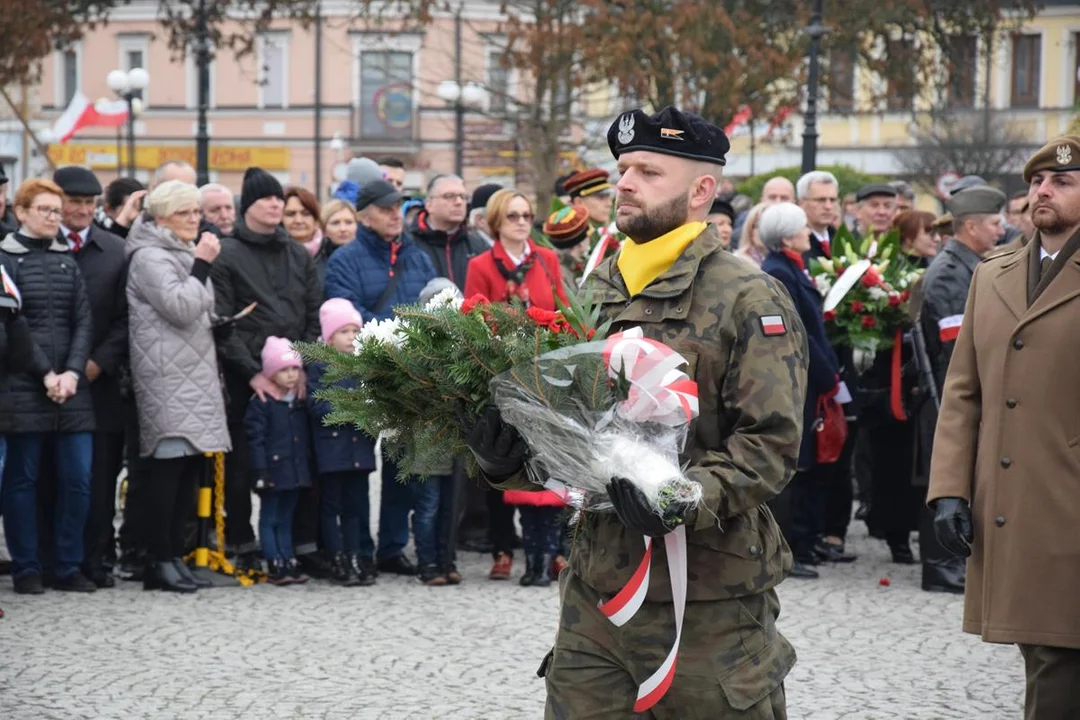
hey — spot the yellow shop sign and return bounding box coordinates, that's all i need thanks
[48,144,290,171]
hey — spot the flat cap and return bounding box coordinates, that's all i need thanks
[608,106,729,166]
[855,184,897,202]
[1023,135,1080,183]
[543,205,591,250]
[946,186,1006,217]
[562,169,612,198]
[948,175,987,196]
[53,166,102,197]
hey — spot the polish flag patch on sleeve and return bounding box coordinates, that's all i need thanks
[760,314,787,336]
[938,314,963,342]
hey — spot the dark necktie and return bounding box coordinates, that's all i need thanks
[1040,255,1053,280]
[69,231,83,253]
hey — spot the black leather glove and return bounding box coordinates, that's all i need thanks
[932,497,974,558]
[607,477,697,538]
[462,405,527,479]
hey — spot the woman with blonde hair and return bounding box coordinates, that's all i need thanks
[734,203,769,267]
[313,199,358,284]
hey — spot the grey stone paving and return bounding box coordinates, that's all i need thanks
[0,520,1023,719]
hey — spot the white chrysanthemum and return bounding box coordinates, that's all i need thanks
[813,275,832,296]
[867,286,888,301]
[357,317,407,348]
[424,287,464,311]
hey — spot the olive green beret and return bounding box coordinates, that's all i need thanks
[1022,135,1080,183]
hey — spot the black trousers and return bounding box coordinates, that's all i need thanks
[1019,644,1080,720]
[824,423,858,540]
[773,463,833,559]
[118,414,149,560]
[486,488,516,558]
[143,455,202,562]
[224,420,257,553]
[866,418,921,545]
[82,431,124,573]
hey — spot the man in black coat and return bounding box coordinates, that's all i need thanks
[54,166,130,588]
[409,174,488,292]
[211,167,322,570]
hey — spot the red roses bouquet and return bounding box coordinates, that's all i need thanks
[808,226,924,352]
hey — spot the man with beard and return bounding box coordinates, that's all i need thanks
[464,107,807,717]
[929,136,1080,717]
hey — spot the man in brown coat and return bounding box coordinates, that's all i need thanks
[928,135,1080,719]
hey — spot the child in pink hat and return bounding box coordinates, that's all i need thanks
[245,336,313,585]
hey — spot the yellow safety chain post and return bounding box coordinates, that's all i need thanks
[185,452,265,586]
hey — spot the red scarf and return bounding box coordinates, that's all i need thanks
[781,248,806,271]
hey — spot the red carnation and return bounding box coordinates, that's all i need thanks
[850,300,865,313]
[823,309,837,322]
[461,295,490,315]
[900,290,911,302]
[888,294,902,307]
[861,315,877,329]
[526,307,560,326]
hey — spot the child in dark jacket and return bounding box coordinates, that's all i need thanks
[245,336,313,585]
[309,299,378,587]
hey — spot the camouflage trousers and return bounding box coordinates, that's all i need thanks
[542,571,795,719]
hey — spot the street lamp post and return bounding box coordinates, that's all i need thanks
[106,68,150,177]
[195,0,211,186]
[801,0,827,174]
[437,80,487,179]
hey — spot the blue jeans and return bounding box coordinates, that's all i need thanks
[259,489,300,561]
[378,456,414,561]
[519,506,562,556]
[1,432,92,578]
[320,471,372,557]
[412,474,452,568]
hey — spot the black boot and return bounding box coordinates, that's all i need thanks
[267,558,290,586]
[519,555,538,587]
[297,551,333,580]
[143,561,197,593]
[331,553,360,587]
[350,555,377,587]
[172,558,213,588]
[889,538,917,565]
[922,558,965,593]
[287,557,310,584]
[532,555,553,588]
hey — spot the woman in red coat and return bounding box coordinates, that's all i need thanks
[464,189,568,588]
[464,190,569,310]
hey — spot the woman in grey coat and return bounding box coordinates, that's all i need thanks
[126,180,231,594]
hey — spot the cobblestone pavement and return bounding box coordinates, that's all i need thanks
[0,520,1023,720]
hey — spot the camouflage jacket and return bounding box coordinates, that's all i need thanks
[558,248,586,297]
[494,225,808,603]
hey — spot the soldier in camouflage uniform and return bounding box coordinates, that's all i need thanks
[465,107,809,718]
[915,186,1006,594]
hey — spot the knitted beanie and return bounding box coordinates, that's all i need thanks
[319,298,364,343]
[260,336,301,378]
[240,167,285,218]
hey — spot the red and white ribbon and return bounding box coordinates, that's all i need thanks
[603,328,699,426]
[596,327,699,712]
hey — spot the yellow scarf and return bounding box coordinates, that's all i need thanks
[617,221,707,296]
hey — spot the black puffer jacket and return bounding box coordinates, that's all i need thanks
[210,219,321,420]
[409,210,489,291]
[0,232,96,433]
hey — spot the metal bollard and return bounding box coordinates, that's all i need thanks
[193,453,214,568]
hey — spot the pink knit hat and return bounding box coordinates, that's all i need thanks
[261,336,302,377]
[319,298,364,343]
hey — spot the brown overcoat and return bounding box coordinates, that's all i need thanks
[928,234,1080,648]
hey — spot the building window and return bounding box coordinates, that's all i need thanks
[259,33,289,108]
[1073,32,1080,106]
[946,35,977,109]
[118,35,149,102]
[1011,34,1041,108]
[827,47,855,113]
[62,48,79,106]
[360,51,414,139]
[487,48,509,116]
[885,39,915,112]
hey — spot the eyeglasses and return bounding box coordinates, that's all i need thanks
[434,192,468,203]
[505,212,534,224]
[32,207,62,218]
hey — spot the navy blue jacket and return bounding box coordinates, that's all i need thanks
[244,394,313,492]
[307,362,377,475]
[762,251,839,469]
[323,225,436,323]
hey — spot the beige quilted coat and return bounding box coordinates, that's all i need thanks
[126,216,231,457]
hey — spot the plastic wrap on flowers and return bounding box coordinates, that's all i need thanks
[490,329,703,514]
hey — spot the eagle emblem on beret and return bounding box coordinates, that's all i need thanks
[1057,144,1073,165]
[617,114,635,145]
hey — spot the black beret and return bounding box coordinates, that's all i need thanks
[708,198,735,222]
[855,184,897,202]
[53,166,102,197]
[608,106,729,166]
[470,183,502,213]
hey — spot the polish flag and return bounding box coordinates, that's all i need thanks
[723,105,753,136]
[938,314,963,342]
[51,92,129,144]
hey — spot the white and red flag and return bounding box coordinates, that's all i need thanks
[51,92,129,144]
